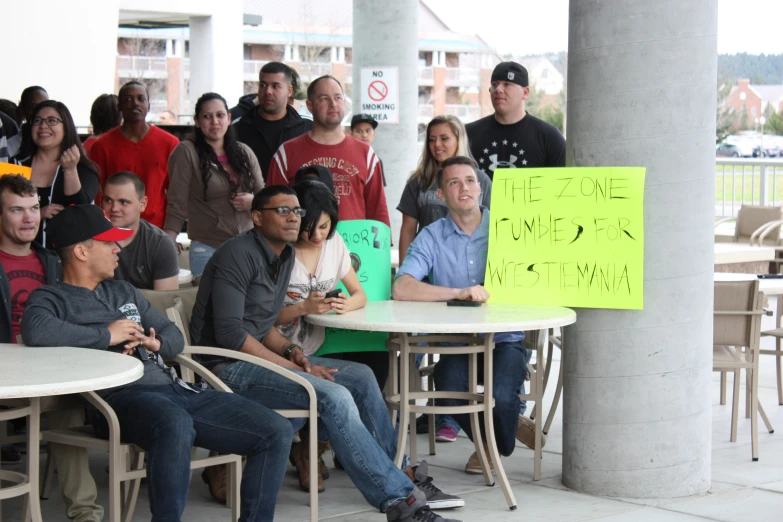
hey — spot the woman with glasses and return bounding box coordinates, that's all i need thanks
[165,92,264,285]
[20,100,99,247]
[274,179,367,492]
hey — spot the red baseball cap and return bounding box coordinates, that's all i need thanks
[46,205,133,249]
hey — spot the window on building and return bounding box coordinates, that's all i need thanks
[752,106,757,116]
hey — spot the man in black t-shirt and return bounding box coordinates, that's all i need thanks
[233,62,312,180]
[101,171,179,290]
[466,61,566,180]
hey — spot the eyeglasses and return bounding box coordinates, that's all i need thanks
[31,117,64,127]
[258,206,306,217]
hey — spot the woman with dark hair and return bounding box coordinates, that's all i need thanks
[14,86,48,162]
[275,179,367,491]
[165,92,263,284]
[83,94,121,155]
[21,100,99,247]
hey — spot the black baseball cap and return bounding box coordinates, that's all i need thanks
[350,113,378,129]
[294,165,335,194]
[47,205,133,249]
[491,62,529,88]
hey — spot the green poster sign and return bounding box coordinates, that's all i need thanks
[315,220,391,356]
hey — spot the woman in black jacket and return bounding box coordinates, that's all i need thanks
[22,100,99,247]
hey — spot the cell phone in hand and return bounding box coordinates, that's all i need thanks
[446,299,481,307]
[325,289,341,299]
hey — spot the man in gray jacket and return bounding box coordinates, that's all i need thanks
[22,205,293,522]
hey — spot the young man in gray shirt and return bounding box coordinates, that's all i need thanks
[101,171,179,290]
[22,204,293,522]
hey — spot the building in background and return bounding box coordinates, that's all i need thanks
[116,0,500,128]
[725,78,783,129]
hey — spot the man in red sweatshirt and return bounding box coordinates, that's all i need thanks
[266,75,390,227]
[89,81,179,228]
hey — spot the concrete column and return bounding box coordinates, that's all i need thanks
[562,0,717,498]
[353,0,419,244]
[189,2,243,112]
[331,46,338,63]
[338,47,346,63]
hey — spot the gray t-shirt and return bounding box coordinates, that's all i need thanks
[114,220,179,290]
[396,168,493,230]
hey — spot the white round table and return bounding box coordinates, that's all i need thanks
[178,268,193,286]
[0,346,143,521]
[306,300,576,510]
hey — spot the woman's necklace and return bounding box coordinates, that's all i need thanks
[297,242,324,289]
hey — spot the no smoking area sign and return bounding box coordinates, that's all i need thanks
[360,67,398,124]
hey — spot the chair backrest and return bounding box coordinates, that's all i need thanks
[140,287,199,344]
[734,205,783,243]
[713,279,763,348]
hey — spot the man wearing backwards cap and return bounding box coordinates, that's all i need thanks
[21,204,292,522]
[466,61,566,180]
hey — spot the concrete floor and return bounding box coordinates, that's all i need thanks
[4,317,783,521]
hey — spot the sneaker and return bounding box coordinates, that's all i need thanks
[386,488,463,522]
[435,426,457,443]
[1,445,22,465]
[515,415,546,450]
[413,460,464,509]
[464,449,494,475]
[416,414,430,434]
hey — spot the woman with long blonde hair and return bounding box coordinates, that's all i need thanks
[396,115,492,265]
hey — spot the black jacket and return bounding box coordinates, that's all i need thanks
[233,101,312,179]
[0,242,61,343]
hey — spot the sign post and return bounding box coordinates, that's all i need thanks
[360,67,399,124]
[484,167,646,309]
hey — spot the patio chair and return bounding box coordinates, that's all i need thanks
[166,304,320,522]
[714,205,783,246]
[713,279,774,461]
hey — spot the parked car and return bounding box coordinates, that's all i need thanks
[752,143,780,158]
[716,142,740,157]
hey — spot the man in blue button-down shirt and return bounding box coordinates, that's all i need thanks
[393,156,533,474]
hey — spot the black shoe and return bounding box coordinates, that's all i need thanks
[386,488,463,522]
[412,460,464,509]
[416,414,430,434]
[1,445,22,465]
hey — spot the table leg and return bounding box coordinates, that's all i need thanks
[777,296,783,405]
[482,333,517,510]
[26,397,42,522]
[388,341,399,425]
[469,350,493,486]
[394,333,410,468]
[408,351,418,464]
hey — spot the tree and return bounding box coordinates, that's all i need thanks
[767,110,783,136]
[716,82,735,143]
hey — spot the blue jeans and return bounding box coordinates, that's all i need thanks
[189,240,217,277]
[216,356,415,512]
[433,342,531,456]
[93,383,292,522]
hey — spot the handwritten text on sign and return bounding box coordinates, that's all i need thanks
[484,167,645,309]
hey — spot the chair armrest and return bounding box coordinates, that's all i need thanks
[181,345,318,411]
[752,220,783,245]
[715,217,737,229]
[173,354,232,392]
[79,390,121,448]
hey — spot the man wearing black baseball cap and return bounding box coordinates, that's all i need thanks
[22,204,293,521]
[350,113,378,145]
[466,60,565,180]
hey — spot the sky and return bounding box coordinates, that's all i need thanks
[423,0,783,56]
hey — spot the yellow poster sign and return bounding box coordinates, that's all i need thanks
[485,167,645,309]
[0,163,31,179]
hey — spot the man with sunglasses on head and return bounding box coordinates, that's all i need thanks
[190,185,464,522]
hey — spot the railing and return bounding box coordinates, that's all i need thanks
[297,63,333,80]
[445,67,480,83]
[418,66,433,81]
[117,56,167,72]
[716,158,783,217]
[445,104,481,122]
[244,60,269,76]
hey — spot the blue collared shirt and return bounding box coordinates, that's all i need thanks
[397,208,523,344]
